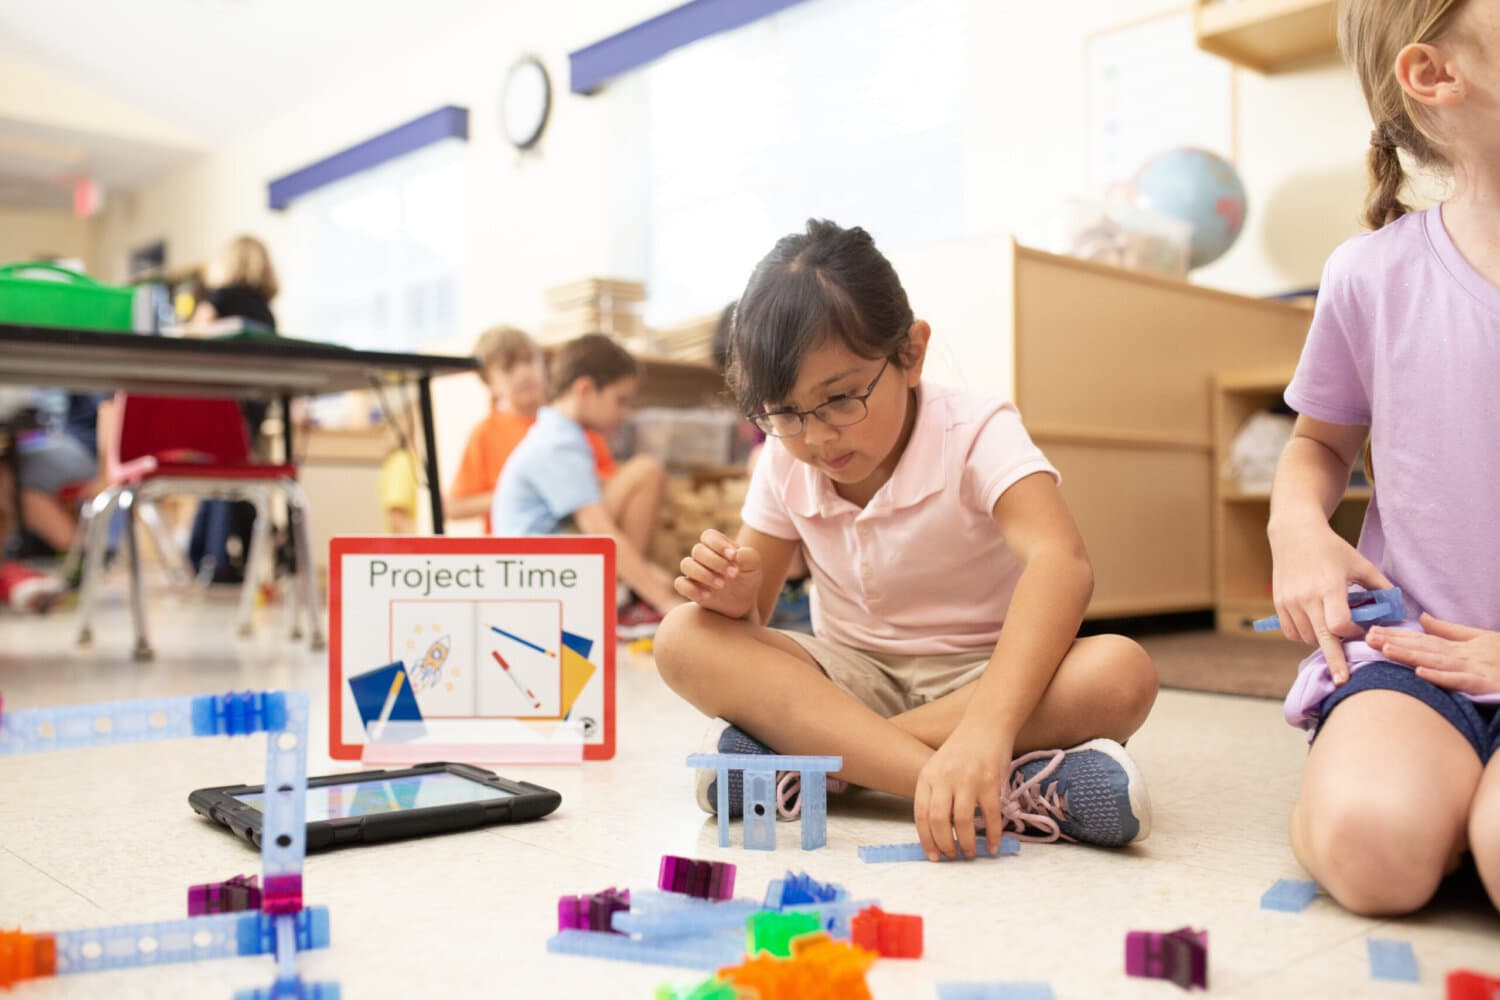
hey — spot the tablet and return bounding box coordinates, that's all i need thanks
[190,762,561,852]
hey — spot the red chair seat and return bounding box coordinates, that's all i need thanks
[148,463,298,480]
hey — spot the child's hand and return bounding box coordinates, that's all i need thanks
[674,529,762,621]
[913,721,1010,862]
[1270,523,1393,685]
[1368,614,1500,696]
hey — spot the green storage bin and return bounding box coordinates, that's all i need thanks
[0,261,135,332]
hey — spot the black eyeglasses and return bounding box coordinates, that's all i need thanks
[750,360,891,438]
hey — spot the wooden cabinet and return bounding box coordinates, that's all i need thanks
[1011,245,1312,618]
[1211,367,1369,635]
[1194,0,1339,72]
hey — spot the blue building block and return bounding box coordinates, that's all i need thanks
[192,691,290,737]
[48,909,331,976]
[612,901,763,937]
[1254,587,1404,633]
[547,929,745,970]
[1260,879,1319,913]
[858,836,1020,863]
[685,752,841,852]
[1368,939,1419,983]
[937,983,1054,1000]
[234,979,342,1000]
[764,872,846,909]
[1,695,200,755]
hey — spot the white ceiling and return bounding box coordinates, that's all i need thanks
[0,0,497,210]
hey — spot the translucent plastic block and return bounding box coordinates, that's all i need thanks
[0,930,56,989]
[0,695,199,755]
[849,905,922,958]
[654,976,742,1000]
[799,770,828,850]
[658,856,736,901]
[233,978,343,1000]
[685,753,841,773]
[546,929,745,970]
[191,691,289,737]
[1368,939,1419,983]
[612,901,761,938]
[1125,927,1207,990]
[559,888,631,932]
[1259,879,1318,913]
[742,769,776,851]
[49,909,324,976]
[260,692,310,884]
[1254,587,1403,632]
[188,875,262,916]
[765,873,847,909]
[858,836,1019,863]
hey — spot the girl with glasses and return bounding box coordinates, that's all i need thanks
[654,219,1159,860]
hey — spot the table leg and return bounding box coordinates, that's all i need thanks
[418,376,444,534]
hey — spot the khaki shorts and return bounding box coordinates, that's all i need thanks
[780,631,991,718]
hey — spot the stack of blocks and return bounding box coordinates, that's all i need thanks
[684,752,841,851]
[1125,927,1208,991]
[0,690,338,999]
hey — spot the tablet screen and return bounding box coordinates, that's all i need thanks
[236,772,516,821]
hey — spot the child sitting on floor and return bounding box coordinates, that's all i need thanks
[490,333,683,628]
[1269,0,1500,916]
[654,219,1158,859]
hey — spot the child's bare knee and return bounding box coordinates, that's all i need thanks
[1308,795,1446,915]
[653,604,719,693]
[1086,635,1158,737]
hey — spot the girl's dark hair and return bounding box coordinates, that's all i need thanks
[728,219,913,414]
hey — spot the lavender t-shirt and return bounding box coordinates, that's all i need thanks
[1283,206,1500,729]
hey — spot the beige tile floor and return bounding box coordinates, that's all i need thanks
[1,595,1497,999]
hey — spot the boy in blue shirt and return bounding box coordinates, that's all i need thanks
[492,334,683,625]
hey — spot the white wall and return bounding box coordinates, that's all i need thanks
[78,0,1383,480]
[0,206,97,271]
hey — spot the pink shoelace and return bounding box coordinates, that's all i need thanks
[774,772,849,820]
[994,749,1074,843]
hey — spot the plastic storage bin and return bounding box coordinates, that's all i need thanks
[0,261,135,332]
[629,408,742,468]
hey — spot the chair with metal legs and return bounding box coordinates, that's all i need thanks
[73,393,325,660]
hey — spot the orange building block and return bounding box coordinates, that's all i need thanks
[850,905,923,959]
[717,933,876,1000]
[0,930,57,989]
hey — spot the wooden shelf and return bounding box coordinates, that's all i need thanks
[1194,0,1339,73]
[1221,486,1372,502]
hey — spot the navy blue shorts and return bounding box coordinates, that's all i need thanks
[1316,661,1500,763]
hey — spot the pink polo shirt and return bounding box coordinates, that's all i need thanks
[741,382,1059,656]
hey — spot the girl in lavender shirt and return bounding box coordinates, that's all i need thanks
[1271,0,1500,916]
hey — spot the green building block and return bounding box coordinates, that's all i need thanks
[655,976,743,1000]
[745,909,822,958]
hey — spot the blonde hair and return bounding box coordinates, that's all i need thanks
[206,235,279,300]
[473,325,539,374]
[1339,0,1470,229]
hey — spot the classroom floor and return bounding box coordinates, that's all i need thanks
[1,593,1497,999]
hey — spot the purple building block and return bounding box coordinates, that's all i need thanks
[1125,927,1208,991]
[658,855,736,901]
[557,887,631,933]
[188,874,262,916]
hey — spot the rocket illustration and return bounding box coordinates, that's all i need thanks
[411,634,451,690]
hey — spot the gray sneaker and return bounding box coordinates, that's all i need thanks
[693,719,845,821]
[1000,739,1151,847]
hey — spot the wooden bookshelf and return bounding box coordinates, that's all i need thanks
[1194,0,1339,72]
[1212,367,1370,636]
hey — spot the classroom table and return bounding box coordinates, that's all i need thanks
[0,323,476,532]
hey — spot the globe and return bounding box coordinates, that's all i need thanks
[1130,148,1247,269]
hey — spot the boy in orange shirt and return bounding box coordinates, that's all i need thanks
[446,327,669,633]
[448,327,619,532]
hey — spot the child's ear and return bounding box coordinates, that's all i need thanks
[900,321,931,384]
[1395,41,1463,108]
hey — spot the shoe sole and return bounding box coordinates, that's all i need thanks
[1072,737,1152,844]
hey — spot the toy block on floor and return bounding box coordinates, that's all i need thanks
[937,984,1055,1000]
[1125,927,1208,991]
[1369,939,1419,983]
[858,836,1019,863]
[1259,878,1318,913]
[686,752,841,851]
[849,905,922,958]
[558,887,631,933]
[1446,968,1500,999]
[189,875,263,916]
[659,855,737,901]
[746,910,822,958]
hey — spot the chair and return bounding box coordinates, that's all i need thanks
[75,393,324,660]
